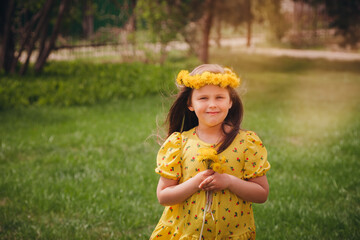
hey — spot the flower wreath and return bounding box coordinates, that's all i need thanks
[176,68,241,89]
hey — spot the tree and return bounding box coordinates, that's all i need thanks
[260,0,289,42]
[324,0,360,49]
[214,0,253,47]
[199,0,215,63]
[136,0,201,63]
[136,0,172,63]
[34,0,70,73]
[0,0,70,75]
[137,0,284,63]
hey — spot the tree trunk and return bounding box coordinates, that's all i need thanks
[298,0,304,40]
[35,0,70,74]
[37,16,50,60]
[123,0,137,55]
[199,0,215,64]
[82,0,94,38]
[159,43,168,65]
[10,9,43,73]
[312,4,318,40]
[245,0,252,47]
[124,0,137,32]
[215,17,221,48]
[246,19,252,47]
[0,0,15,73]
[20,0,54,75]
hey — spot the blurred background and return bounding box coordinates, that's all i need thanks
[0,0,359,239]
[1,0,360,75]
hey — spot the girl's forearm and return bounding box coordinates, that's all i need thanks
[227,174,269,203]
[157,178,200,206]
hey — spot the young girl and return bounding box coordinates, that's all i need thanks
[150,64,270,240]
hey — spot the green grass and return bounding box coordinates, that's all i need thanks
[1,53,360,239]
[0,97,164,239]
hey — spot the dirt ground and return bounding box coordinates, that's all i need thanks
[46,37,360,62]
[233,46,360,61]
[215,38,360,61]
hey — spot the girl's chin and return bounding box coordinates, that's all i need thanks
[200,122,224,128]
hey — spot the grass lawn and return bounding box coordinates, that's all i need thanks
[1,52,359,239]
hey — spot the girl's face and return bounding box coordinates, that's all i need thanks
[188,85,232,129]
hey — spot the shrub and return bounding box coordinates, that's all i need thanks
[0,61,180,109]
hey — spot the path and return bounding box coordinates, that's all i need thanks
[216,38,360,61]
[46,37,360,62]
[234,47,360,61]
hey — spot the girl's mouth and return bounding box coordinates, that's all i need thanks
[207,111,219,115]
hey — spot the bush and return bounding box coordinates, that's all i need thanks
[0,61,180,109]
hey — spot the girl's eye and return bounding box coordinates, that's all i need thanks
[199,97,207,100]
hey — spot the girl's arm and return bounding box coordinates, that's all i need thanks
[199,173,269,203]
[157,169,214,206]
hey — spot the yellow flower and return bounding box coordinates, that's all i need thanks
[176,70,240,89]
[198,148,217,156]
[212,163,222,172]
[176,70,189,85]
[197,148,226,173]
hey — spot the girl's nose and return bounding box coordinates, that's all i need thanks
[208,100,217,108]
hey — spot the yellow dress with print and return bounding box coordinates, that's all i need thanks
[150,127,270,240]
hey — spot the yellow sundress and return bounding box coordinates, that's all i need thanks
[150,127,270,240]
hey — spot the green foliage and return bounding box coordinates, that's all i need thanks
[137,0,175,43]
[0,61,180,109]
[215,0,249,26]
[136,0,202,44]
[61,0,135,38]
[260,0,290,41]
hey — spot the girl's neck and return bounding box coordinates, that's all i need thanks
[196,124,224,145]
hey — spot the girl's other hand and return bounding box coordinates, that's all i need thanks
[199,172,230,192]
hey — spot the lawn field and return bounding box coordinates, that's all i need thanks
[1,53,359,239]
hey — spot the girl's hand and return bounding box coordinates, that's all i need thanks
[199,172,230,192]
[194,169,214,189]
[156,170,215,206]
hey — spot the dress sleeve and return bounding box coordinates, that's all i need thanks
[155,132,182,181]
[243,131,270,179]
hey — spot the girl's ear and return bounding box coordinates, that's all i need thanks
[188,97,194,111]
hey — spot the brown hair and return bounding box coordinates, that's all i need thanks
[165,64,244,153]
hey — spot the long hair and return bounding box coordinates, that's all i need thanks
[165,64,244,153]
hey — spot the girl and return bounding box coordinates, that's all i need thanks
[151,64,270,240]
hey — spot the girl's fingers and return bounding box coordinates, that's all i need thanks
[204,169,214,176]
[199,180,207,189]
[199,176,213,189]
[205,185,216,191]
[199,181,207,189]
